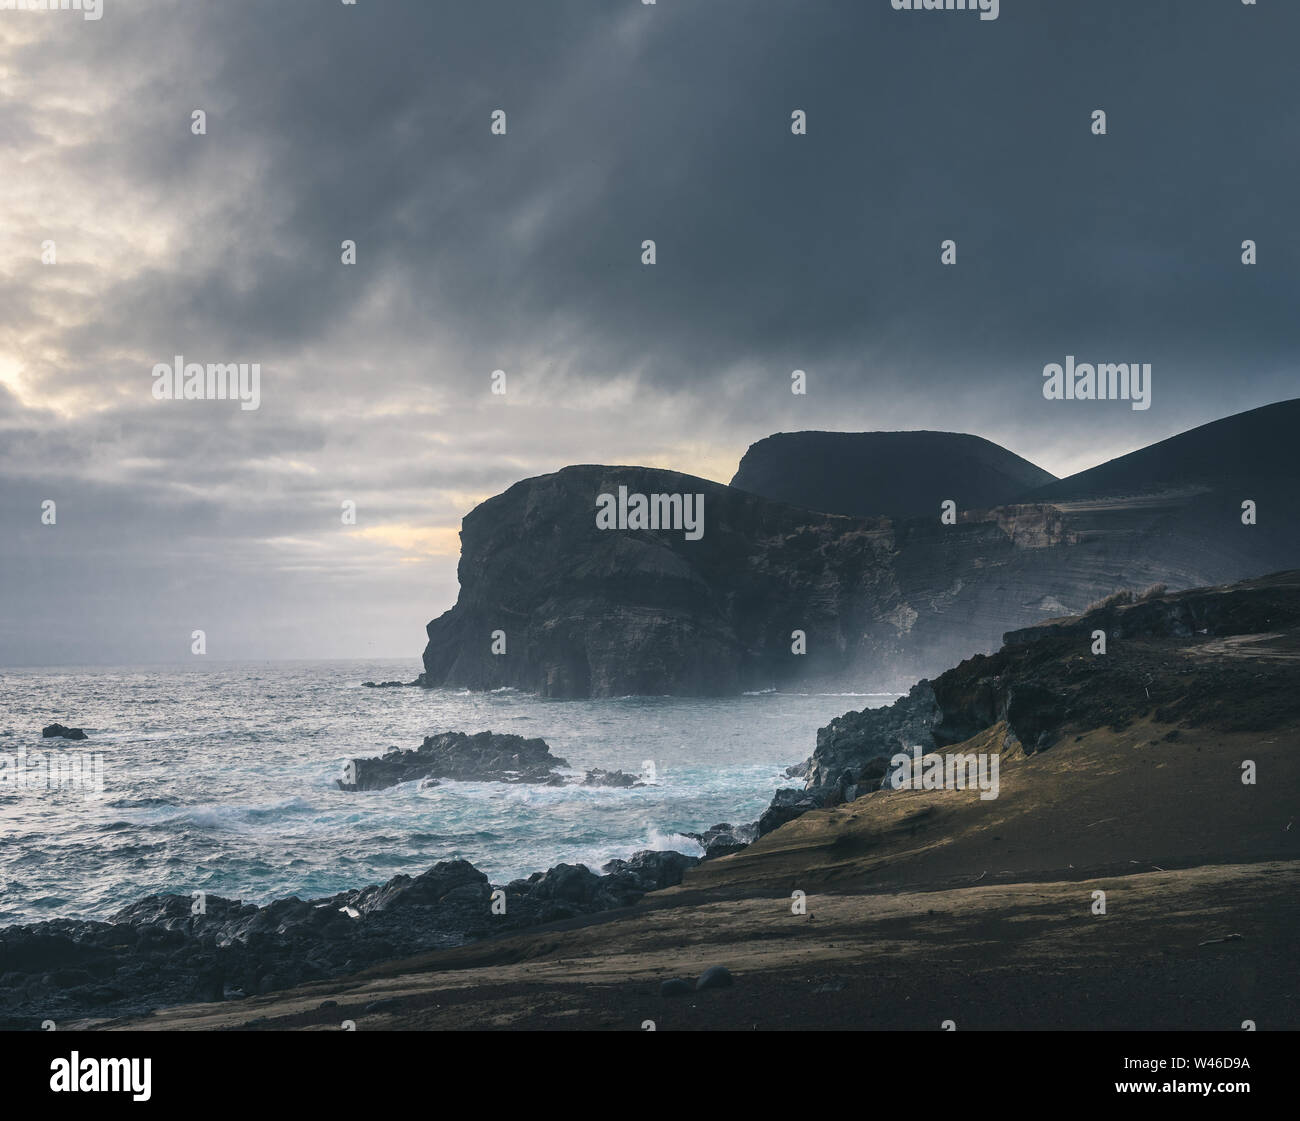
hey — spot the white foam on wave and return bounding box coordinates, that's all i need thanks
[531,825,706,879]
[643,825,704,856]
[4,660,867,922]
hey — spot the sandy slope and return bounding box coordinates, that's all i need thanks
[96,861,1297,1032]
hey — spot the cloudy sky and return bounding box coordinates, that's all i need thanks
[1,0,1295,666]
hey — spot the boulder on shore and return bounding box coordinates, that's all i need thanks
[0,847,702,1027]
[685,822,757,858]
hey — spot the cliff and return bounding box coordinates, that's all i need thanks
[421,402,1300,698]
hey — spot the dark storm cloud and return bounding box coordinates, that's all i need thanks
[35,0,1300,397]
[1,0,1296,663]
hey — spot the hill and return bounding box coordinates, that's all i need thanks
[730,430,1056,518]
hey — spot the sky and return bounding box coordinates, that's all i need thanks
[1,0,1296,666]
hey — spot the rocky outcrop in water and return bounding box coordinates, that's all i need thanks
[0,849,699,1027]
[581,768,645,788]
[42,723,86,740]
[338,731,567,791]
[336,732,656,791]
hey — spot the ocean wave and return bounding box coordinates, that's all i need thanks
[119,796,319,831]
[2,661,862,922]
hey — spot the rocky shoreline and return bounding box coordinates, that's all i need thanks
[1,726,759,1028]
[0,846,701,1029]
[749,570,1300,836]
[8,570,1295,1030]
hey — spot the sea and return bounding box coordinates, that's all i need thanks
[0,659,891,926]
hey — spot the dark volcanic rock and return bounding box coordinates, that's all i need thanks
[339,733,661,794]
[421,403,1300,697]
[806,682,942,790]
[600,849,699,893]
[42,723,87,740]
[523,863,605,907]
[731,430,1056,519]
[1003,684,1065,755]
[337,731,567,791]
[758,789,825,837]
[0,848,702,1027]
[757,569,1300,836]
[685,822,757,859]
[582,768,644,788]
[340,860,491,916]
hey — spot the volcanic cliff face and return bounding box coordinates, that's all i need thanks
[423,464,885,697]
[731,430,1057,519]
[422,402,1300,698]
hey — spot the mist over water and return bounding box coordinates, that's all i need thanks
[0,660,890,925]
